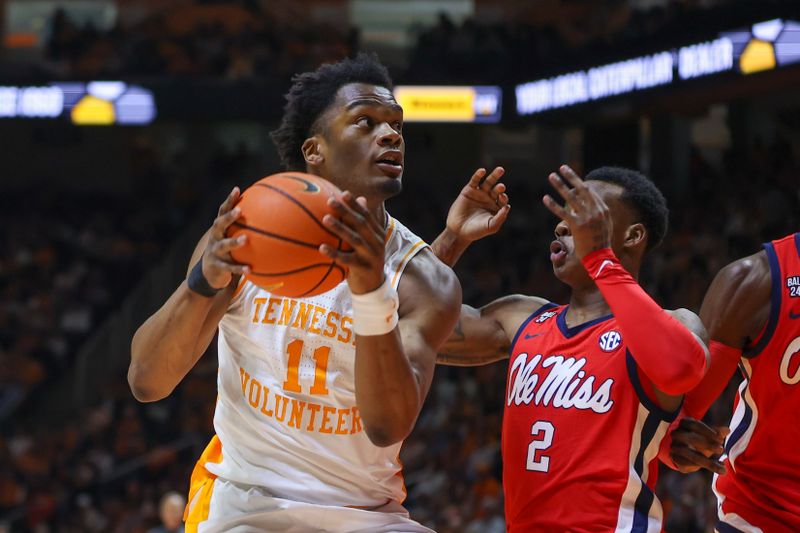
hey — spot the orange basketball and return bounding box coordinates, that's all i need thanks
[227,172,350,297]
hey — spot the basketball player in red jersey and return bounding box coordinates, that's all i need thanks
[659,233,800,532]
[432,165,709,531]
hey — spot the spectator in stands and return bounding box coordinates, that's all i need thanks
[147,491,186,533]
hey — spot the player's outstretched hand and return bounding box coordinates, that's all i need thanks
[543,165,612,259]
[445,166,510,242]
[320,191,386,295]
[202,186,250,289]
[670,418,729,475]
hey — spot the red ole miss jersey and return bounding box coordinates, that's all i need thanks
[713,233,800,533]
[503,303,679,533]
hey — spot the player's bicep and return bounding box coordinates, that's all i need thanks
[397,262,462,399]
[438,295,546,366]
[437,304,510,366]
[699,254,770,346]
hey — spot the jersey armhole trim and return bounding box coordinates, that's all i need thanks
[744,242,781,358]
[506,302,558,358]
[625,350,682,422]
[390,240,427,290]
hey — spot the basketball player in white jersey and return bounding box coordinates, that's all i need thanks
[127,54,480,532]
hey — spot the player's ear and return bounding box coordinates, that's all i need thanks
[302,136,324,167]
[624,222,647,250]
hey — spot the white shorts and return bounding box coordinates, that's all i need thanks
[186,477,435,533]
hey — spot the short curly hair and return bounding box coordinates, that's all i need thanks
[585,166,669,252]
[271,53,394,171]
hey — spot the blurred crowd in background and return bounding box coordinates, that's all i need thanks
[3,0,792,84]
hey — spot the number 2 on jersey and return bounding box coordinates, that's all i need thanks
[283,339,330,395]
[526,421,555,472]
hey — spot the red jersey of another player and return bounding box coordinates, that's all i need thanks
[503,303,678,533]
[713,233,800,533]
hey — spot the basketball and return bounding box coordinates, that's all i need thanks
[226,172,350,298]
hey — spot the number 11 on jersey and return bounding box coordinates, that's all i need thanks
[283,339,330,395]
[527,421,555,472]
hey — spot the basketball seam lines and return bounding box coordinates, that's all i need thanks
[254,183,339,239]
[299,261,340,298]
[230,221,320,250]
[250,262,345,277]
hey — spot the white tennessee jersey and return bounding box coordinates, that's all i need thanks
[207,214,428,508]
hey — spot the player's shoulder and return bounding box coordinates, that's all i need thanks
[701,249,771,345]
[399,247,461,312]
[714,250,771,295]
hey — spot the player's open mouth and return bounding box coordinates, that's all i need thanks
[550,240,567,265]
[375,151,403,178]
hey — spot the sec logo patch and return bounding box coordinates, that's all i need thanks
[599,331,622,352]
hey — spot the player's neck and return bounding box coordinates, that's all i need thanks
[565,286,612,326]
[370,202,388,229]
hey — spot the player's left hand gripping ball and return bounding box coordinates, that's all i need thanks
[320,192,387,295]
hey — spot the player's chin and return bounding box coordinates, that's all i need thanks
[376,175,402,197]
[552,258,582,283]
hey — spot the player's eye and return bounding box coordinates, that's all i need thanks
[393,121,403,132]
[356,116,372,128]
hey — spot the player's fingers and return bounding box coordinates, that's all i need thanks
[207,253,250,275]
[672,446,726,474]
[558,165,587,191]
[488,204,510,232]
[548,172,579,208]
[212,207,242,240]
[680,419,727,444]
[498,192,509,207]
[319,244,362,266]
[329,195,383,245]
[489,182,507,201]
[673,430,724,456]
[217,187,240,217]
[480,166,505,191]
[543,194,569,220]
[354,195,386,237]
[323,214,378,255]
[468,168,486,188]
[212,234,247,256]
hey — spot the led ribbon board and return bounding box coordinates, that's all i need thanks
[394,86,502,123]
[516,19,800,116]
[0,81,156,125]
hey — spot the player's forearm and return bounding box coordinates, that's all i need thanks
[354,331,424,447]
[682,340,741,419]
[430,228,472,267]
[129,282,223,402]
[582,249,707,395]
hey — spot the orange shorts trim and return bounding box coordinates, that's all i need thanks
[184,435,224,532]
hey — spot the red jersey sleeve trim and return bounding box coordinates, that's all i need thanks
[743,241,781,358]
